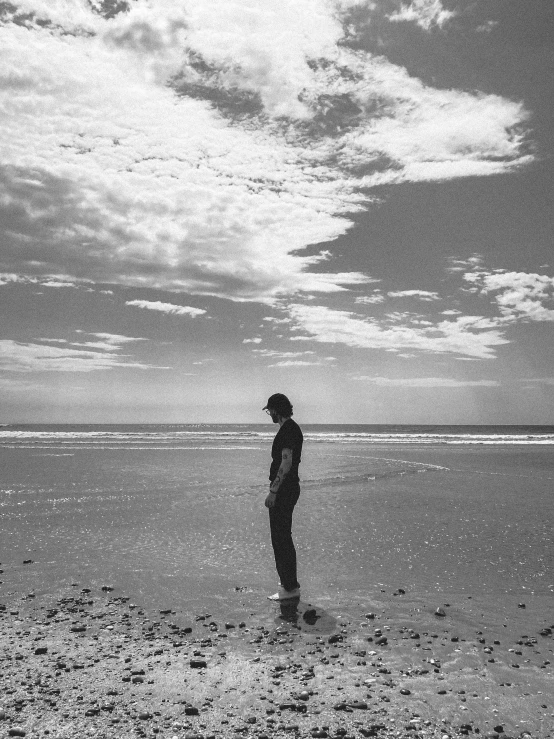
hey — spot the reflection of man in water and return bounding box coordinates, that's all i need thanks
[263,393,303,601]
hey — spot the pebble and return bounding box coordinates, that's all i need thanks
[435,607,447,617]
[8,729,26,737]
[400,689,411,696]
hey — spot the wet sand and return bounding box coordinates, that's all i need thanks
[1,566,552,739]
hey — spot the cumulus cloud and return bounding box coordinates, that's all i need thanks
[465,271,554,322]
[387,0,457,30]
[125,299,206,316]
[0,332,165,372]
[387,289,440,301]
[288,304,509,359]
[0,0,532,302]
[352,376,500,387]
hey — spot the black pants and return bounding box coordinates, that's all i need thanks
[269,489,300,592]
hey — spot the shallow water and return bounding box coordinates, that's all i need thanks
[0,426,552,632]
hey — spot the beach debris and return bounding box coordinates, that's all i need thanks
[22,559,33,565]
[435,607,447,617]
[393,588,406,596]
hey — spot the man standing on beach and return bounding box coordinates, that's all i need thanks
[263,393,303,601]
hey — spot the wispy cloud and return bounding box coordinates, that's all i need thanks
[387,289,440,301]
[288,304,509,359]
[447,254,484,273]
[125,300,206,317]
[522,378,554,386]
[253,348,334,367]
[0,333,166,372]
[355,292,385,305]
[0,1,531,302]
[0,273,80,288]
[353,376,500,387]
[387,0,457,31]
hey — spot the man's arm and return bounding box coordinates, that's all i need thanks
[265,448,293,508]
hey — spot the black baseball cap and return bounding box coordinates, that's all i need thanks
[262,393,291,411]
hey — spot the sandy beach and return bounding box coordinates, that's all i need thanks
[1,566,552,739]
[1,427,553,738]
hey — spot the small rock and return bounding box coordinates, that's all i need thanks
[190,659,207,668]
[70,625,86,632]
[101,585,114,592]
[138,712,152,720]
[22,559,33,565]
[34,646,48,655]
[400,689,411,695]
[185,706,199,715]
[493,727,504,734]
[375,636,388,646]
[303,608,319,624]
[8,729,26,737]
[518,603,526,608]
[435,608,447,617]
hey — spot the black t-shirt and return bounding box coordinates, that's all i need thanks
[269,418,303,491]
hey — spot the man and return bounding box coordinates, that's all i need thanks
[263,393,303,601]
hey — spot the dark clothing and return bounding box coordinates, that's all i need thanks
[269,418,303,494]
[269,491,300,591]
[268,418,303,592]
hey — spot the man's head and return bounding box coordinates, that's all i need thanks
[263,393,293,423]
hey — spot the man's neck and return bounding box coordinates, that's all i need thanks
[278,416,291,427]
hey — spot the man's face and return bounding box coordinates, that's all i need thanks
[268,408,279,424]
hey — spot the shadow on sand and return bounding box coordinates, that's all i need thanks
[274,598,337,634]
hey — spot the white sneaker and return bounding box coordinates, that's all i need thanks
[268,587,301,601]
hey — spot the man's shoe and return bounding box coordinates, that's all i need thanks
[268,587,300,601]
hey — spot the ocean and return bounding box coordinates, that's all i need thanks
[1,424,553,632]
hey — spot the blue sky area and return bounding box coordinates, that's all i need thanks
[1,0,553,423]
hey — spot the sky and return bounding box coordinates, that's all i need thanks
[1,0,553,424]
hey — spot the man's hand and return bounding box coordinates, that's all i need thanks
[265,491,277,508]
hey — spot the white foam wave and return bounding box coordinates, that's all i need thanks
[0,429,553,445]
